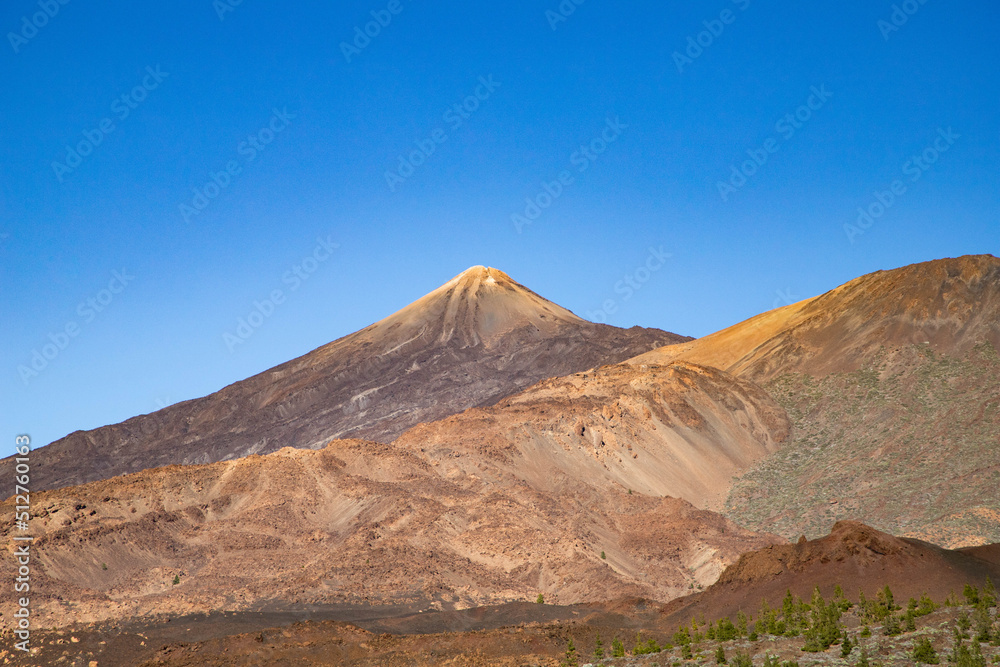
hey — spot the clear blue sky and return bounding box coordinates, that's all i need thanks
[2,0,997,448]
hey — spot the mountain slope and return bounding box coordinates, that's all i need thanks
[0,434,782,629]
[631,255,1000,546]
[394,361,789,511]
[6,266,687,493]
[632,254,1000,381]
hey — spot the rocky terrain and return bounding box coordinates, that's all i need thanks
[395,361,789,512]
[631,255,1000,546]
[660,520,1000,627]
[726,343,1000,546]
[0,407,781,628]
[4,522,997,666]
[2,266,686,494]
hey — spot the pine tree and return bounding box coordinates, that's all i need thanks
[730,652,753,667]
[912,637,939,664]
[172,574,180,585]
[736,610,749,638]
[856,646,870,667]
[611,637,625,658]
[716,645,727,664]
[562,638,578,667]
[593,633,604,660]
[536,593,545,604]
[916,593,938,617]
[983,576,997,608]
[841,635,854,658]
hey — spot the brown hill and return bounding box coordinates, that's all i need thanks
[394,361,789,511]
[632,254,1000,381]
[659,520,1000,628]
[0,431,782,629]
[630,255,1000,546]
[4,266,686,494]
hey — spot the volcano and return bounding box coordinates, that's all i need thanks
[9,266,686,493]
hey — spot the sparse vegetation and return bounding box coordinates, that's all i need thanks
[536,593,544,604]
[636,584,1000,667]
[172,574,180,585]
[725,344,1000,544]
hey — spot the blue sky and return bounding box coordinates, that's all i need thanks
[2,0,997,448]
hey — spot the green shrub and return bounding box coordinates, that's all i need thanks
[715,618,738,641]
[841,635,854,658]
[593,633,604,660]
[950,636,986,667]
[716,645,727,665]
[612,637,625,658]
[536,593,544,604]
[974,605,993,642]
[915,593,938,617]
[730,652,753,667]
[882,614,901,636]
[633,634,662,655]
[172,574,180,585]
[958,611,972,638]
[912,637,939,664]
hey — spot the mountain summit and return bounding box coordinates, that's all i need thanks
[346,265,587,350]
[13,267,687,492]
